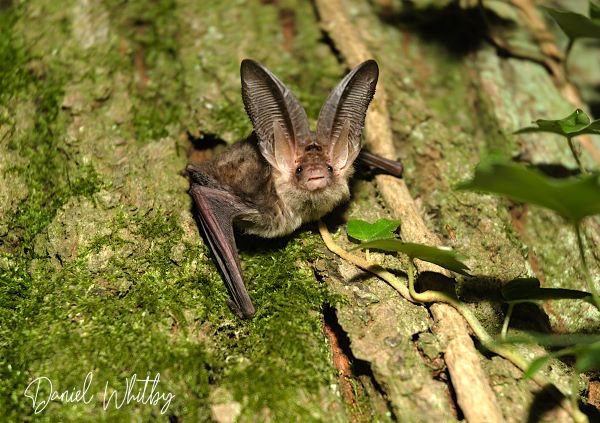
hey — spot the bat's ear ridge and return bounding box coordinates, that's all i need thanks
[273,120,295,174]
[330,119,352,171]
[317,60,379,171]
[240,59,310,173]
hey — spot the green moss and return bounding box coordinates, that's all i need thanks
[1,253,217,421]
[9,165,102,252]
[213,232,340,419]
[0,12,29,99]
[105,0,187,143]
[0,5,103,254]
[1,223,338,421]
[1,0,350,421]
[211,100,253,142]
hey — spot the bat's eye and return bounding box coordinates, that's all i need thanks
[327,165,333,173]
[296,166,303,175]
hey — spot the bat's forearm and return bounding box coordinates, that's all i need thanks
[358,151,403,178]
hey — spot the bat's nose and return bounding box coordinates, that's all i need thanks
[304,166,328,190]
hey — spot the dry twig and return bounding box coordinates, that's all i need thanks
[315,1,505,421]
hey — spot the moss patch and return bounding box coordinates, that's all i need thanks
[1,0,347,421]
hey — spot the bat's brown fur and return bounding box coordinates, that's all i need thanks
[190,132,353,239]
[187,59,381,317]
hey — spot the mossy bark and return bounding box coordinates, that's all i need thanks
[1,0,599,422]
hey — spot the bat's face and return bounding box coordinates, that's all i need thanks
[241,59,379,197]
[294,147,333,191]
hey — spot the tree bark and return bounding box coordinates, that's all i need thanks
[1,0,598,422]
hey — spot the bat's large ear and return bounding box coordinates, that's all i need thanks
[241,59,311,174]
[317,60,378,173]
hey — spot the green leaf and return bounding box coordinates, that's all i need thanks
[590,1,600,21]
[575,341,600,372]
[544,6,600,40]
[502,278,593,303]
[515,109,600,138]
[502,333,600,347]
[524,354,553,379]
[456,158,600,224]
[536,109,590,134]
[357,240,470,276]
[520,341,600,378]
[347,218,401,242]
[501,278,540,300]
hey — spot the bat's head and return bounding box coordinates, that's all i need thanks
[240,58,378,193]
[293,144,333,191]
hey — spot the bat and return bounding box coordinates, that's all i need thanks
[187,59,402,318]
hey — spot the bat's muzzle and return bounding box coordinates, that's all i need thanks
[302,165,330,191]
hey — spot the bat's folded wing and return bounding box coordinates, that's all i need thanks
[189,184,256,318]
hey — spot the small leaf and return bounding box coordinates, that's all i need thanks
[347,218,401,242]
[575,341,600,372]
[519,341,600,378]
[456,158,600,225]
[502,278,593,303]
[590,1,600,21]
[523,289,592,302]
[515,109,599,138]
[501,278,540,301]
[544,7,600,40]
[502,333,600,347]
[357,240,470,276]
[524,354,553,379]
[537,109,590,134]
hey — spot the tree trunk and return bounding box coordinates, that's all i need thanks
[1,0,598,422]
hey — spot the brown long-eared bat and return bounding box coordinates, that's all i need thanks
[186,59,402,318]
